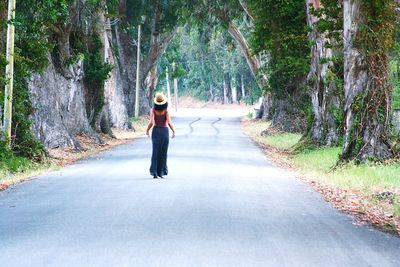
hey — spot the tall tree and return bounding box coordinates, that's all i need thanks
[341,0,397,161]
[304,0,343,146]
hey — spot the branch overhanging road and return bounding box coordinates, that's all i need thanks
[0,109,399,267]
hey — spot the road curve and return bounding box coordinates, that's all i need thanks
[0,111,399,267]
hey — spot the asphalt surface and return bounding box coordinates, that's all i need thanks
[0,110,399,267]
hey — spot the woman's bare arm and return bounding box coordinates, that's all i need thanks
[166,111,176,138]
[146,110,155,136]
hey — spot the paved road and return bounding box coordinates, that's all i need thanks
[0,111,399,267]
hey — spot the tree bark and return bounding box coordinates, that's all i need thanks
[271,92,307,133]
[145,66,158,105]
[94,104,114,138]
[261,92,273,120]
[141,30,177,87]
[231,76,237,103]
[241,74,245,99]
[118,0,126,16]
[227,22,267,88]
[100,7,131,129]
[341,0,393,161]
[238,0,254,21]
[305,0,340,146]
[223,76,228,104]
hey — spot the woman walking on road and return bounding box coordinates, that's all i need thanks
[146,92,176,179]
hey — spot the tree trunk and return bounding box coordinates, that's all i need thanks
[231,76,237,103]
[261,92,273,120]
[341,0,393,161]
[145,66,158,105]
[223,77,228,104]
[141,31,176,87]
[0,1,7,47]
[29,55,101,150]
[94,105,114,138]
[238,0,254,21]
[50,24,72,77]
[305,0,340,146]
[226,73,232,104]
[118,0,126,16]
[271,94,307,133]
[241,74,245,99]
[100,9,131,129]
[227,22,267,88]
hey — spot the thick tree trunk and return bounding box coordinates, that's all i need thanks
[261,92,273,120]
[29,56,100,150]
[113,24,137,117]
[271,93,307,133]
[305,0,339,146]
[341,0,393,161]
[94,105,114,138]
[101,11,131,129]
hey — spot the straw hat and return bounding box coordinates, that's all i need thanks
[154,92,167,105]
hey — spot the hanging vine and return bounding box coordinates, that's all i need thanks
[341,0,397,161]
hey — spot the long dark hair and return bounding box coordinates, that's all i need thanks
[154,102,168,111]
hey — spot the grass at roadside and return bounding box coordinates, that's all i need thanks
[0,116,149,189]
[242,118,400,234]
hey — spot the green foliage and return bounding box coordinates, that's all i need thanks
[250,0,310,98]
[391,18,400,110]
[178,0,243,27]
[124,0,183,55]
[0,0,113,162]
[106,0,119,17]
[392,60,400,109]
[393,84,400,110]
[0,0,68,161]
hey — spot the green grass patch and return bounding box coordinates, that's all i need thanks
[242,119,302,150]
[0,154,52,182]
[293,147,341,173]
[263,133,302,150]
[293,148,400,192]
[246,119,400,193]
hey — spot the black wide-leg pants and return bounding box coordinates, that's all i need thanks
[150,126,169,177]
